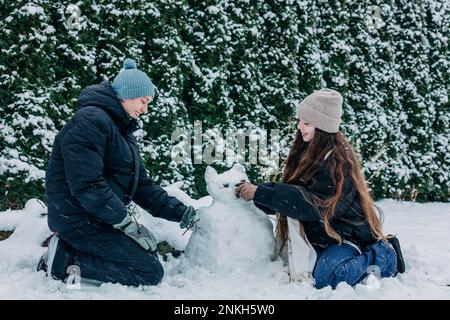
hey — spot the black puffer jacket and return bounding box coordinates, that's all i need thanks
[45,80,187,232]
[253,164,378,251]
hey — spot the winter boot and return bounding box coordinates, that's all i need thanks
[36,234,74,281]
[37,234,59,274]
[387,235,405,274]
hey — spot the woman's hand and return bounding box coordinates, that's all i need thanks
[235,180,257,201]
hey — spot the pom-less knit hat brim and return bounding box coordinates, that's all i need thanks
[298,101,341,133]
[297,88,343,133]
[113,84,154,100]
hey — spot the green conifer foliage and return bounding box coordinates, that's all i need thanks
[0,0,448,210]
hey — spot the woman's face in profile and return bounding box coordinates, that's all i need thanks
[297,119,316,142]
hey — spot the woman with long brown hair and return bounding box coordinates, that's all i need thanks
[236,88,405,289]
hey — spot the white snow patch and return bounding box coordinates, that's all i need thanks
[0,191,449,299]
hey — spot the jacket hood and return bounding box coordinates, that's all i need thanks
[76,80,138,133]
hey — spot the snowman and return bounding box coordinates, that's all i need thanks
[185,164,276,273]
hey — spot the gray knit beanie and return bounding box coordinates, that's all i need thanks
[296,88,343,133]
[111,58,155,100]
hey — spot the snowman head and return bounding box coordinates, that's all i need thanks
[204,163,249,202]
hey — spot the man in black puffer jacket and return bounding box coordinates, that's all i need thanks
[37,58,198,286]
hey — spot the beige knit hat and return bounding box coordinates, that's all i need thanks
[297,88,343,133]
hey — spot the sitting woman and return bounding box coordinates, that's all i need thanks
[236,88,405,289]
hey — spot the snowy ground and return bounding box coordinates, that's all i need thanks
[0,191,449,300]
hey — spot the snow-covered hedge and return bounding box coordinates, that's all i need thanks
[0,0,448,209]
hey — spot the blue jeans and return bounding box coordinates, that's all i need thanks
[54,217,164,287]
[313,240,397,289]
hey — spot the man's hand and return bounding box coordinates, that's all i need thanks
[180,206,199,229]
[113,215,157,251]
[235,180,257,201]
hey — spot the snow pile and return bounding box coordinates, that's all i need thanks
[0,199,51,271]
[0,186,449,299]
[184,164,276,273]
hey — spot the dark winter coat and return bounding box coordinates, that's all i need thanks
[45,80,187,233]
[253,164,378,252]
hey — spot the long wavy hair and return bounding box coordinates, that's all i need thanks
[276,128,386,249]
